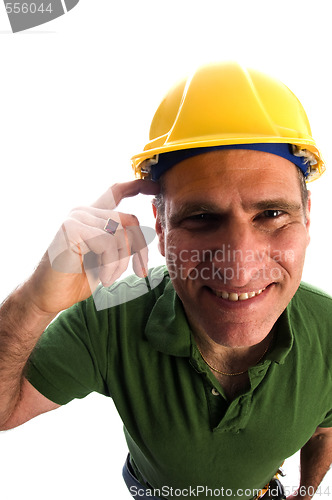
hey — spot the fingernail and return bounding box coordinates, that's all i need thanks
[142,267,148,278]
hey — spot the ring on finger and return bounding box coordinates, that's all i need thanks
[104,217,119,235]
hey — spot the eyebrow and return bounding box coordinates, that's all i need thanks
[246,199,303,212]
[169,198,303,225]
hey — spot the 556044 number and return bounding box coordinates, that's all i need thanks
[5,3,53,14]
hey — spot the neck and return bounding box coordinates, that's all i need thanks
[193,327,275,376]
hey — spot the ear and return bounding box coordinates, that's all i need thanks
[305,190,311,245]
[152,203,166,257]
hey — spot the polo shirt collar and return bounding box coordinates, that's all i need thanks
[145,280,192,357]
[266,304,294,365]
[145,279,294,362]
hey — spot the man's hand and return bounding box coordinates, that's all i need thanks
[0,179,159,429]
[25,179,159,315]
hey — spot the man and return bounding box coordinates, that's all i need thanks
[0,62,331,500]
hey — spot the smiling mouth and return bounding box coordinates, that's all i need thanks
[211,287,267,302]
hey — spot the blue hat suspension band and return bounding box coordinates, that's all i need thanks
[148,143,313,181]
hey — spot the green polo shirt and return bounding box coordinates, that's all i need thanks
[26,266,332,499]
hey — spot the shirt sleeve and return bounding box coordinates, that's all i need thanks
[24,267,168,406]
[319,408,332,428]
[25,295,111,405]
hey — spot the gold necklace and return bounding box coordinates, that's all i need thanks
[197,344,270,377]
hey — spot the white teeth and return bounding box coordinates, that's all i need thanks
[229,292,239,302]
[212,287,266,301]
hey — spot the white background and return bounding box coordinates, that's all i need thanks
[0,1,332,499]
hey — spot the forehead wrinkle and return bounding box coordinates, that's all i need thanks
[163,153,304,219]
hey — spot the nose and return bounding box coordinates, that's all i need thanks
[211,219,268,286]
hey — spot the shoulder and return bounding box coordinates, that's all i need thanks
[78,266,172,335]
[292,282,332,312]
[288,282,332,339]
[47,266,171,346]
[91,265,170,312]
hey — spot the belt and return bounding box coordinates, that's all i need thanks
[256,467,286,500]
[122,455,161,500]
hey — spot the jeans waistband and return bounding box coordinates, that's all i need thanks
[122,455,161,500]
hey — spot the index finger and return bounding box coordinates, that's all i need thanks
[92,179,160,209]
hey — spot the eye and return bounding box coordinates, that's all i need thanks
[188,213,210,220]
[181,212,221,229]
[187,213,220,222]
[254,209,287,228]
[261,210,284,218]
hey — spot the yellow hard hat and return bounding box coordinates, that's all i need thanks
[131,61,325,182]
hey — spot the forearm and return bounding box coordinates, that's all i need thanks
[0,284,55,426]
[0,180,158,428]
[297,429,332,499]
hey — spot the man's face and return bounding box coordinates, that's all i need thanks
[154,149,311,348]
